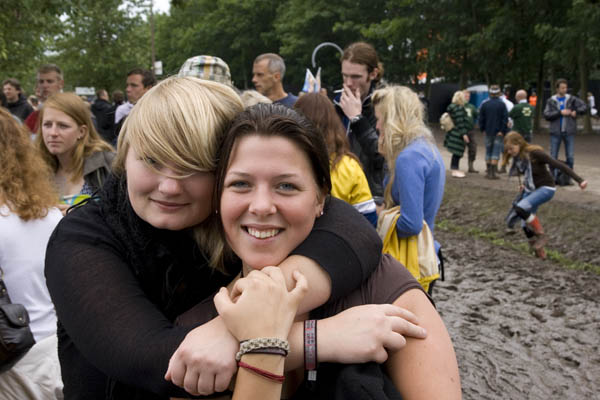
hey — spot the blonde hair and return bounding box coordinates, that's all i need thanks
[36,92,114,182]
[451,90,465,106]
[0,108,58,220]
[372,85,435,208]
[115,76,245,271]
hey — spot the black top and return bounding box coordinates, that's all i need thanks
[45,174,382,399]
[333,86,385,200]
[529,150,583,188]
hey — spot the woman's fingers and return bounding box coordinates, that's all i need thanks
[165,355,186,387]
[213,287,232,315]
[290,270,308,303]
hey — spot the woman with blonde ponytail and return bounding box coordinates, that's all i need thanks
[372,85,446,254]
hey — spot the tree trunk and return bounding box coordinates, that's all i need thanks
[533,57,544,133]
[578,41,591,134]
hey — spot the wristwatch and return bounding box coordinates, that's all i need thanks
[349,114,363,124]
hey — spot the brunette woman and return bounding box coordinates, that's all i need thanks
[502,131,587,258]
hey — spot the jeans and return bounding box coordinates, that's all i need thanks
[550,132,574,169]
[516,186,556,216]
[485,134,504,161]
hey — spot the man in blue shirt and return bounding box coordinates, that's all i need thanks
[252,53,298,107]
[543,79,586,172]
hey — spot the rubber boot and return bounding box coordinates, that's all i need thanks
[498,164,507,174]
[484,163,492,179]
[535,246,547,260]
[526,216,547,250]
[468,160,478,173]
[489,164,500,180]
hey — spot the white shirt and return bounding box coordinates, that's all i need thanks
[115,101,134,124]
[0,206,62,341]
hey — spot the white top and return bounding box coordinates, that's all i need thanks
[0,206,62,341]
[115,101,134,124]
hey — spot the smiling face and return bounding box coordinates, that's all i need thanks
[41,107,86,158]
[125,147,215,231]
[220,135,324,271]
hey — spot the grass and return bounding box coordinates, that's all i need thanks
[437,218,600,275]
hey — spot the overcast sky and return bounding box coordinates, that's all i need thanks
[153,0,170,14]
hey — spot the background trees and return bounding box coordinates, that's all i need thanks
[2,0,599,130]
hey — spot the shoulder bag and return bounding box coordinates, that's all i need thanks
[0,266,36,373]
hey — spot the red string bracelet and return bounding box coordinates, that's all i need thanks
[238,361,285,384]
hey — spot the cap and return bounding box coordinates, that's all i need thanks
[178,55,232,87]
[489,85,501,95]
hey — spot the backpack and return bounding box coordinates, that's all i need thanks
[439,112,454,132]
[376,206,439,293]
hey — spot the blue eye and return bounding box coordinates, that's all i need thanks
[229,181,250,189]
[277,182,297,191]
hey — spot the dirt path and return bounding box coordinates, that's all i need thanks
[430,128,600,399]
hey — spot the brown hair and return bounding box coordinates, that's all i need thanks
[38,64,63,80]
[0,108,58,220]
[36,92,114,183]
[341,42,384,81]
[555,78,567,89]
[213,103,331,269]
[2,78,21,92]
[294,92,358,170]
[502,131,544,167]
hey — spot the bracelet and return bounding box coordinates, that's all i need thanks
[245,347,288,357]
[236,338,289,361]
[304,319,317,381]
[238,360,285,384]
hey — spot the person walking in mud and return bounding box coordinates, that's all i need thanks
[502,132,588,259]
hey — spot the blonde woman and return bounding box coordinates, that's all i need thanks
[372,86,446,290]
[36,92,114,212]
[0,108,63,398]
[443,91,471,177]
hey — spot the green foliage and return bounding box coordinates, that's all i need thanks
[3,0,600,101]
[48,0,151,93]
[0,0,68,93]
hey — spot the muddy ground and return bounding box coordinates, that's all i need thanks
[431,129,600,399]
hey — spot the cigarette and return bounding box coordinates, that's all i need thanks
[334,89,343,93]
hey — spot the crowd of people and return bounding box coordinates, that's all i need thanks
[0,38,591,399]
[442,80,589,258]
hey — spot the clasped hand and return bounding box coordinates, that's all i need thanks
[164,268,307,396]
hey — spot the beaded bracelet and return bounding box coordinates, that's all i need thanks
[236,337,289,361]
[238,361,285,383]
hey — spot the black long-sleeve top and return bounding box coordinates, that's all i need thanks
[45,175,382,399]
